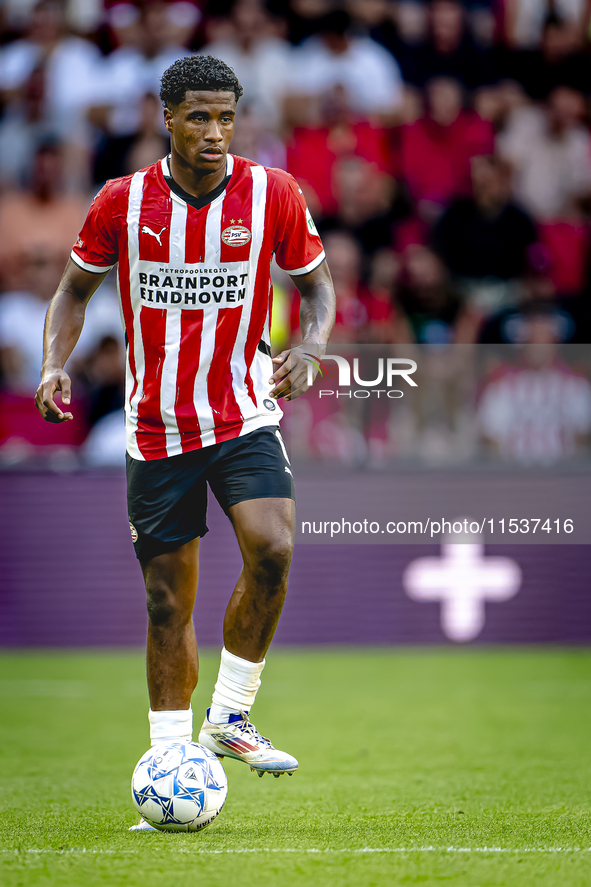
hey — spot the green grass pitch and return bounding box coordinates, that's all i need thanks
[1,648,590,886]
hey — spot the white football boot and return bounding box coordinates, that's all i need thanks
[198,709,298,777]
[129,819,157,832]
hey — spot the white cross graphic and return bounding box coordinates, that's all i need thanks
[403,544,522,642]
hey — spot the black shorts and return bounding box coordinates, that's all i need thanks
[126,426,294,562]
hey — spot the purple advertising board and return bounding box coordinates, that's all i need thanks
[0,470,589,647]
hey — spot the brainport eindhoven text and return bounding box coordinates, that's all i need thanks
[309,356,418,399]
[138,270,248,305]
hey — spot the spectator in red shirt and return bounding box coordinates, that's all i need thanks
[286,89,393,219]
[538,218,590,295]
[401,76,494,220]
[360,248,400,344]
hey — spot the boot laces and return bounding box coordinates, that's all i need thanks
[235,711,273,748]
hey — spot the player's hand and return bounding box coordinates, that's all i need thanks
[35,370,74,423]
[268,344,322,402]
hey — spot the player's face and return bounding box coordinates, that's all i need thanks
[164,90,236,174]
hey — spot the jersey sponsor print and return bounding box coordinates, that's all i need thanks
[71,155,325,460]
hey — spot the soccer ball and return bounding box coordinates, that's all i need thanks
[131,742,228,832]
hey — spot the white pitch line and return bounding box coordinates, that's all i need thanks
[2,847,590,856]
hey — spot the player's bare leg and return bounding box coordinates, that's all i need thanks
[130,540,201,831]
[224,497,295,662]
[199,497,299,776]
[142,538,200,711]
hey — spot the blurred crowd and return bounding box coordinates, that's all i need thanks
[1,0,591,466]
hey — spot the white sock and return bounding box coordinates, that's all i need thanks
[149,707,193,746]
[209,647,265,724]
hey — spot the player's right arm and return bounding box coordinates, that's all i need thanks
[36,179,120,422]
[35,260,109,423]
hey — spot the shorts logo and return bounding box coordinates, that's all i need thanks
[129,521,138,543]
[221,225,251,247]
[263,399,276,411]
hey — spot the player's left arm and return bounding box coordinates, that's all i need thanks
[269,259,336,401]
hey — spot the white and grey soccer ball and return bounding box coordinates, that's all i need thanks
[131,742,228,832]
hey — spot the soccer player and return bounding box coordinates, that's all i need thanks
[35,56,335,815]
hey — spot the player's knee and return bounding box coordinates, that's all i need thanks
[145,582,191,627]
[251,536,293,590]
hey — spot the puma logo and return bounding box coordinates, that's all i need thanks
[141,225,166,246]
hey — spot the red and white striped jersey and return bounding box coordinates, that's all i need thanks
[71,154,325,460]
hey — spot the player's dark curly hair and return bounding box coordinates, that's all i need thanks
[160,56,244,108]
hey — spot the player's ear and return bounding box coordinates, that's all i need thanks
[163,106,173,133]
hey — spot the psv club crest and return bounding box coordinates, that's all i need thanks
[221,224,251,247]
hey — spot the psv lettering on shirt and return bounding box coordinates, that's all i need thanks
[71,154,325,461]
